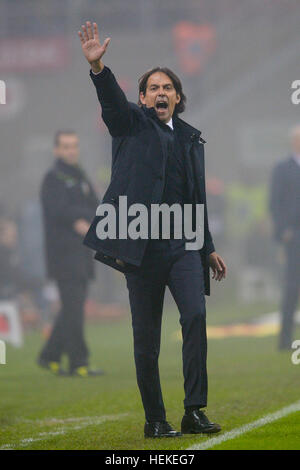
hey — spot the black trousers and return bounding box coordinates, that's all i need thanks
[125,238,207,422]
[39,278,89,371]
[279,236,300,349]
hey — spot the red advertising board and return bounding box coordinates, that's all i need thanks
[0,36,70,72]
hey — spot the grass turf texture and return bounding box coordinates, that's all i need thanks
[209,413,300,450]
[0,300,299,450]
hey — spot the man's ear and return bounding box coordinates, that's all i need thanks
[139,92,146,105]
[176,93,181,104]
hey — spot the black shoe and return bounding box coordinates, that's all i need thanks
[70,366,105,377]
[144,420,182,438]
[37,358,68,376]
[181,409,221,434]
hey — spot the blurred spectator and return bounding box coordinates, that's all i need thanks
[38,130,103,377]
[0,215,23,300]
[206,177,226,252]
[269,125,300,350]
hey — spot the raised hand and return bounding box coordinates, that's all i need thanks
[78,21,110,73]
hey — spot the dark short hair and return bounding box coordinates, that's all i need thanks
[54,130,78,147]
[138,67,186,114]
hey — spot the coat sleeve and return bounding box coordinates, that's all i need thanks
[90,66,139,137]
[40,173,95,228]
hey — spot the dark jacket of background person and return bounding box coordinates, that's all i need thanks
[0,218,24,300]
[270,156,300,242]
[41,158,99,281]
[84,66,215,296]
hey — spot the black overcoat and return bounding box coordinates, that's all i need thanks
[84,66,215,295]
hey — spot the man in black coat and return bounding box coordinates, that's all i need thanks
[79,21,227,437]
[270,125,300,350]
[38,130,103,377]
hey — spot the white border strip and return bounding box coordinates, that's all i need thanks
[0,413,128,450]
[187,401,300,450]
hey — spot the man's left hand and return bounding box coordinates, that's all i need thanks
[209,252,227,281]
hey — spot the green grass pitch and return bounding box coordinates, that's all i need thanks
[0,301,299,450]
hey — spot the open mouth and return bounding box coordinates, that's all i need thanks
[155,101,168,110]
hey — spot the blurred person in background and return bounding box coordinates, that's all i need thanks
[0,214,23,301]
[37,130,104,377]
[270,125,300,350]
[79,21,226,438]
[206,177,226,253]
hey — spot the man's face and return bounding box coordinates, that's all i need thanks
[54,134,79,165]
[139,72,181,123]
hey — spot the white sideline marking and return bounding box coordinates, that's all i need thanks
[18,415,117,426]
[187,401,300,450]
[0,413,128,450]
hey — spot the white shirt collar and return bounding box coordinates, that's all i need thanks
[166,118,173,130]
